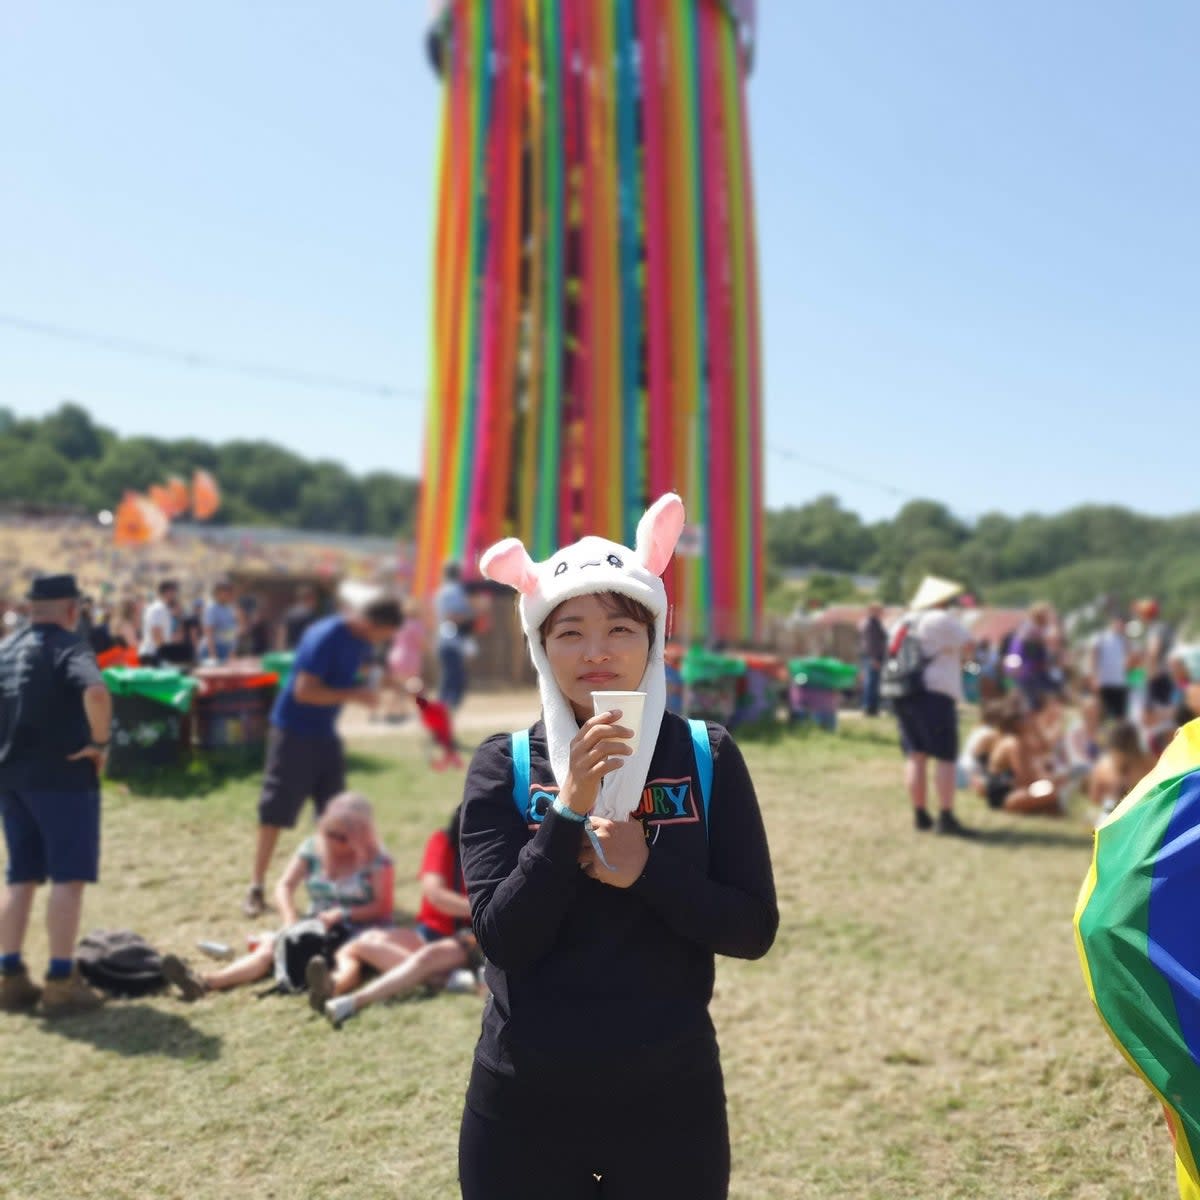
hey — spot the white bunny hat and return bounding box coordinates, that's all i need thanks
[479,493,686,820]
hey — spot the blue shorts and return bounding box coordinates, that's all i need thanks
[1,788,101,884]
[414,922,448,944]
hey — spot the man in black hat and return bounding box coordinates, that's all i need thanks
[0,574,111,1015]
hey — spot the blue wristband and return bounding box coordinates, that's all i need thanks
[551,797,614,871]
[551,796,586,823]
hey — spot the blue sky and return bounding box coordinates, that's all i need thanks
[1,2,1195,523]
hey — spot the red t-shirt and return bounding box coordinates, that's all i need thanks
[416,829,466,937]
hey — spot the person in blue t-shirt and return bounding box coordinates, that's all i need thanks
[242,597,403,918]
[202,579,240,664]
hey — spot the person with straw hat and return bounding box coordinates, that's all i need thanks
[891,575,974,836]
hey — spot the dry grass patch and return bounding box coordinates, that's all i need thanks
[0,723,1173,1198]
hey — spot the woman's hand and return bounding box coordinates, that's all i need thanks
[578,817,649,889]
[557,710,635,816]
[319,907,347,929]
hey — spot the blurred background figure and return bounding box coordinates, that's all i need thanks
[1090,612,1131,721]
[1139,598,1175,710]
[435,562,473,711]
[236,593,271,657]
[382,597,426,723]
[858,601,886,717]
[138,578,179,666]
[202,579,239,664]
[279,583,320,651]
[1007,602,1060,711]
[407,678,462,770]
[1088,719,1156,824]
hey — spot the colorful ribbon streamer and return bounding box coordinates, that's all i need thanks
[416,0,764,644]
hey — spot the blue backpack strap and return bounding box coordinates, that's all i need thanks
[688,718,713,835]
[510,730,531,821]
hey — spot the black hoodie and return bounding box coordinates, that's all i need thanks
[460,711,778,1109]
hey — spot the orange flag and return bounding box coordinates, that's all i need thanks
[148,483,174,515]
[165,475,191,516]
[113,491,169,546]
[192,469,221,520]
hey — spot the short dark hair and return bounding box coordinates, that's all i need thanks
[364,598,404,629]
[443,562,462,582]
[539,591,656,649]
[158,579,179,596]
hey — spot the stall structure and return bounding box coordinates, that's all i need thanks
[666,644,791,730]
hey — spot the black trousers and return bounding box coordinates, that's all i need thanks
[458,1074,730,1200]
[1099,685,1129,721]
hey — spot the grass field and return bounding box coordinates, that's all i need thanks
[0,717,1173,1199]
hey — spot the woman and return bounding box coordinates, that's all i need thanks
[162,792,393,998]
[983,700,1065,816]
[111,595,140,650]
[308,803,482,1027]
[1089,720,1157,825]
[455,494,778,1200]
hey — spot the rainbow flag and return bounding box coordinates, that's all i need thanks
[414,0,764,645]
[1075,720,1200,1197]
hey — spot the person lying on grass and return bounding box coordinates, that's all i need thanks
[306,804,482,1028]
[162,792,394,1000]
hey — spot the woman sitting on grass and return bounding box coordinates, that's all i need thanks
[983,698,1066,816]
[306,804,483,1028]
[957,698,1005,794]
[1089,720,1157,825]
[162,792,394,999]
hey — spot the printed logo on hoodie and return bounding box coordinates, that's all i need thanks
[520,777,698,827]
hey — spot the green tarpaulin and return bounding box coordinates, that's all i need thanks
[680,648,747,684]
[102,668,200,713]
[260,652,295,680]
[789,657,859,692]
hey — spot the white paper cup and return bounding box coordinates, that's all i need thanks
[592,690,646,758]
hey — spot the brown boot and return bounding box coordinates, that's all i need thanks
[0,967,42,1013]
[40,967,105,1017]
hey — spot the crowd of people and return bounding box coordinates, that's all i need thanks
[873,582,1194,835]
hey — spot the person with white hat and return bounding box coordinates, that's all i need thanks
[456,494,778,1200]
[891,575,974,836]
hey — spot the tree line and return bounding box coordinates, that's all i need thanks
[3,404,1194,619]
[0,403,419,536]
[766,494,1200,620]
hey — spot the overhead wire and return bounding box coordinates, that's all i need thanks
[1,309,948,514]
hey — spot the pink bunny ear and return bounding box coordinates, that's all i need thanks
[635,493,686,577]
[479,537,540,595]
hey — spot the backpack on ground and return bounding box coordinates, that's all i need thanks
[258,918,351,998]
[880,618,931,702]
[76,929,166,997]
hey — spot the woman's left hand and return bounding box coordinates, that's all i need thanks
[319,907,347,929]
[578,817,649,889]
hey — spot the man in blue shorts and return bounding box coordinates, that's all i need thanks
[242,596,403,917]
[0,574,112,1015]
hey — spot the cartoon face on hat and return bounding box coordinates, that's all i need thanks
[480,493,685,820]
